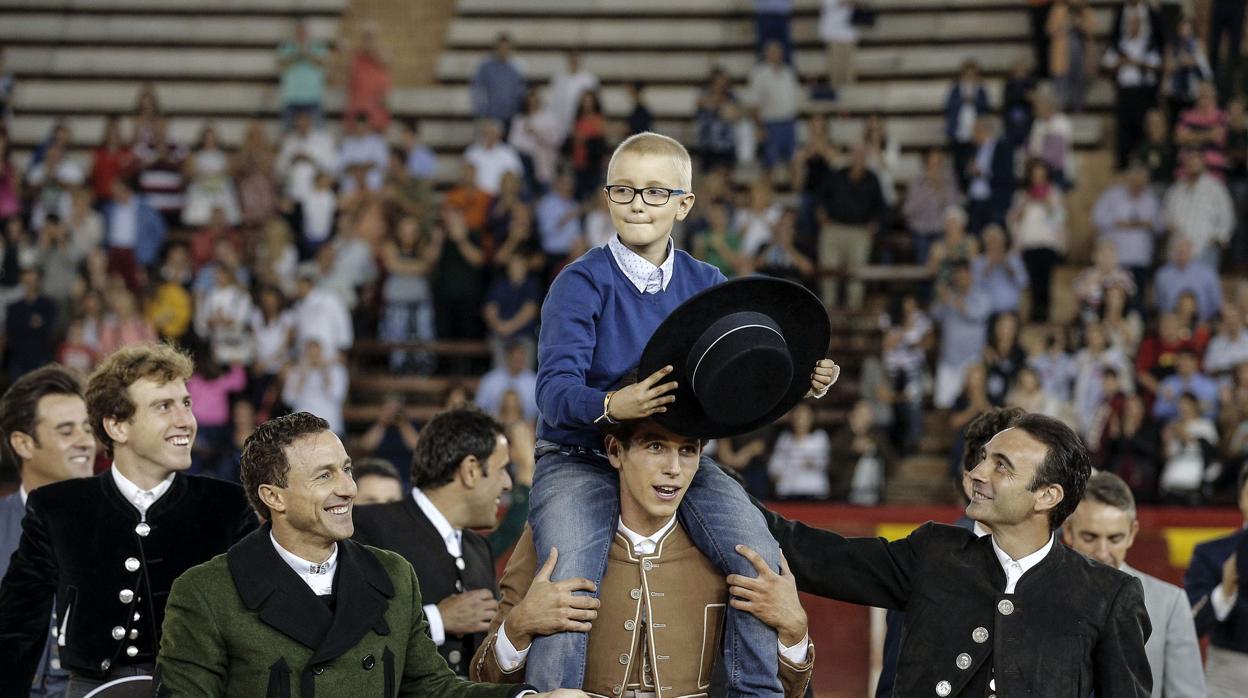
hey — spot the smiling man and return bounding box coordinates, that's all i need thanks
[155,412,564,698]
[0,344,257,697]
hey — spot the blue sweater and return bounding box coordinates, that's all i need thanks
[536,245,726,451]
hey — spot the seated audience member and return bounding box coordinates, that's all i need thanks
[352,457,405,506]
[1062,472,1207,697]
[1154,237,1224,322]
[1159,392,1219,502]
[970,224,1028,316]
[1164,147,1235,270]
[927,206,980,289]
[1135,109,1176,188]
[1206,309,1248,378]
[1153,348,1219,423]
[1073,240,1137,321]
[769,403,831,500]
[1092,160,1163,296]
[830,400,895,505]
[469,416,814,696]
[465,119,524,197]
[983,311,1026,407]
[753,208,816,287]
[281,339,348,437]
[1075,322,1135,438]
[475,341,538,424]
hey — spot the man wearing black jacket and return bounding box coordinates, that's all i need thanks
[734,412,1152,697]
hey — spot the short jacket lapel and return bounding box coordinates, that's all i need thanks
[228,524,334,650]
[307,538,396,665]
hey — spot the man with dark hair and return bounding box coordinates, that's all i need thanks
[156,412,569,697]
[4,265,57,380]
[352,457,404,505]
[0,364,94,696]
[1064,471,1206,697]
[742,413,1152,697]
[0,344,256,697]
[352,406,513,677]
[1184,462,1248,696]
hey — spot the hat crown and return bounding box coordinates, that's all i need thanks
[687,311,793,426]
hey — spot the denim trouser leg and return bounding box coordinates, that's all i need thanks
[678,456,784,697]
[526,448,620,690]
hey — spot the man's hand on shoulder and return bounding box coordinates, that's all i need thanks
[727,546,808,648]
[507,548,599,650]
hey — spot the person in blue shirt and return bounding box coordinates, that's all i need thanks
[529,132,837,695]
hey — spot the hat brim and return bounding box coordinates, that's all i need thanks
[638,276,831,439]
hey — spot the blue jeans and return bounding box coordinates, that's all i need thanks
[761,120,797,169]
[527,442,783,695]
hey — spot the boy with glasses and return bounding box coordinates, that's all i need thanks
[529,132,837,694]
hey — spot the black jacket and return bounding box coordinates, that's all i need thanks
[352,495,496,677]
[1185,528,1248,653]
[765,515,1153,698]
[0,471,256,693]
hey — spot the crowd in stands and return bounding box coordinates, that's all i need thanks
[0,2,1247,509]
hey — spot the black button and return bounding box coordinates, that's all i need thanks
[362,655,375,671]
[312,665,325,675]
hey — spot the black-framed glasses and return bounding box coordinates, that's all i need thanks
[603,184,686,206]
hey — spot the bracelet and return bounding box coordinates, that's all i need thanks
[593,391,619,425]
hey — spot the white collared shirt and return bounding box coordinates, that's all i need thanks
[495,516,810,671]
[18,485,28,506]
[972,521,991,538]
[990,534,1055,594]
[608,234,675,294]
[110,466,175,520]
[412,487,463,646]
[270,532,338,596]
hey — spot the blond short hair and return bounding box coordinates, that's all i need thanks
[606,132,693,191]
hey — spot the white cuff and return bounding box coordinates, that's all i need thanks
[809,384,830,400]
[494,619,530,672]
[424,603,446,646]
[1211,583,1238,622]
[779,633,811,665]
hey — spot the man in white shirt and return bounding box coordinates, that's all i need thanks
[157,411,575,697]
[1064,472,1206,698]
[547,50,599,141]
[292,269,353,356]
[276,111,338,201]
[464,119,524,196]
[745,40,803,171]
[1165,147,1236,270]
[0,344,257,696]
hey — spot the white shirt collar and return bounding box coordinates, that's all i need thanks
[412,487,462,558]
[990,533,1055,593]
[972,521,991,538]
[18,485,28,506]
[110,466,176,519]
[617,515,678,556]
[270,531,339,596]
[607,234,675,294]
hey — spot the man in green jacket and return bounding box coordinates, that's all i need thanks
[154,411,584,698]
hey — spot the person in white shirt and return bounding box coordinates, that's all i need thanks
[281,339,349,436]
[745,40,804,171]
[276,111,338,201]
[336,114,388,193]
[819,0,858,86]
[546,50,599,141]
[1164,147,1236,270]
[768,403,832,499]
[292,269,353,356]
[464,119,525,196]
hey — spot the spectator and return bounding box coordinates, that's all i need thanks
[0,46,12,129]
[145,246,193,343]
[862,114,901,207]
[129,82,162,146]
[96,285,156,356]
[431,207,486,341]
[57,318,96,375]
[234,119,279,227]
[1046,0,1098,113]
[65,187,102,258]
[881,295,932,450]
[1075,321,1135,438]
[932,261,992,408]
[548,50,599,142]
[753,208,816,286]
[1162,17,1212,130]
[1009,158,1067,322]
[275,111,337,202]
[247,285,293,414]
[735,178,783,259]
[694,68,740,173]
[1218,363,1248,473]
[297,169,336,258]
[1206,308,1248,378]
[1088,373,1156,495]
[1208,0,1247,75]
[345,23,392,130]
[1026,83,1076,187]
[76,289,106,355]
[716,425,777,500]
[182,124,241,227]
[401,119,438,181]
[484,250,540,364]
[313,219,377,311]
[475,340,538,422]
[818,144,884,309]
[1135,108,1176,188]
[252,218,298,298]
[276,20,329,126]
[444,163,491,235]
[947,362,993,478]
[754,0,793,62]
[379,216,438,374]
[1109,0,1163,55]
[903,148,960,264]
[565,91,607,201]
[535,170,585,280]
[26,144,83,232]
[625,81,653,136]
[1154,237,1224,321]
[291,266,352,356]
[1165,147,1235,270]
[0,215,34,291]
[1092,160,1163,294]
[0,130,19,222]
[1102,283,1144,353]
[818,0,858,87]
[583,192,613,248]
[1029,326,1079,404]
[384,145,429,224]
[281,338,348,436]
[132,118,188,227]
[196,265,255,366]
[509,88,562,193]
[351,458,405,506]
[1002,58,1037,146]
[1028,0,1054,77]
[693,200,746,278]
[34,214,81,316]
[1159,392,1218,503]
[1175,284,1217,354]
[745,40,803,171]
[464,118,524,197]
[965,117,1016,233]
[1154,348,1220,423]
[945,59,990,191]
[792,114,838,237]
[186,355,247,478]
[1073,240,1137,320]
[89,116,132,204]
[1103,11,1162,169]
[103,178,166,292]
[29,119,71,170]
[1007,365,1068,420]
[4,267,56,379]
[337,113,387,193]
[189,206,242,271]
[768,403,830,500]
[357,396,421,489]
[493,201,542,273]
[971,223,1028,315]
[831,401,895,505]
[1176,82,1229,177]
[470,33,526,131]
[984,311,1026,406]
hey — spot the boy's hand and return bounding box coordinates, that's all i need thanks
[609,365,678,421]
[805,359,840,399]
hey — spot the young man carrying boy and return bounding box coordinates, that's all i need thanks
[531,132,837,694]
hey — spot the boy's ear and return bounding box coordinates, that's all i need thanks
[674,192,696,222]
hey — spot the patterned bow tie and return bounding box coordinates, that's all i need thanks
[308,563,330,575]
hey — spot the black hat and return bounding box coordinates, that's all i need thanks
[638,277,830,439]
